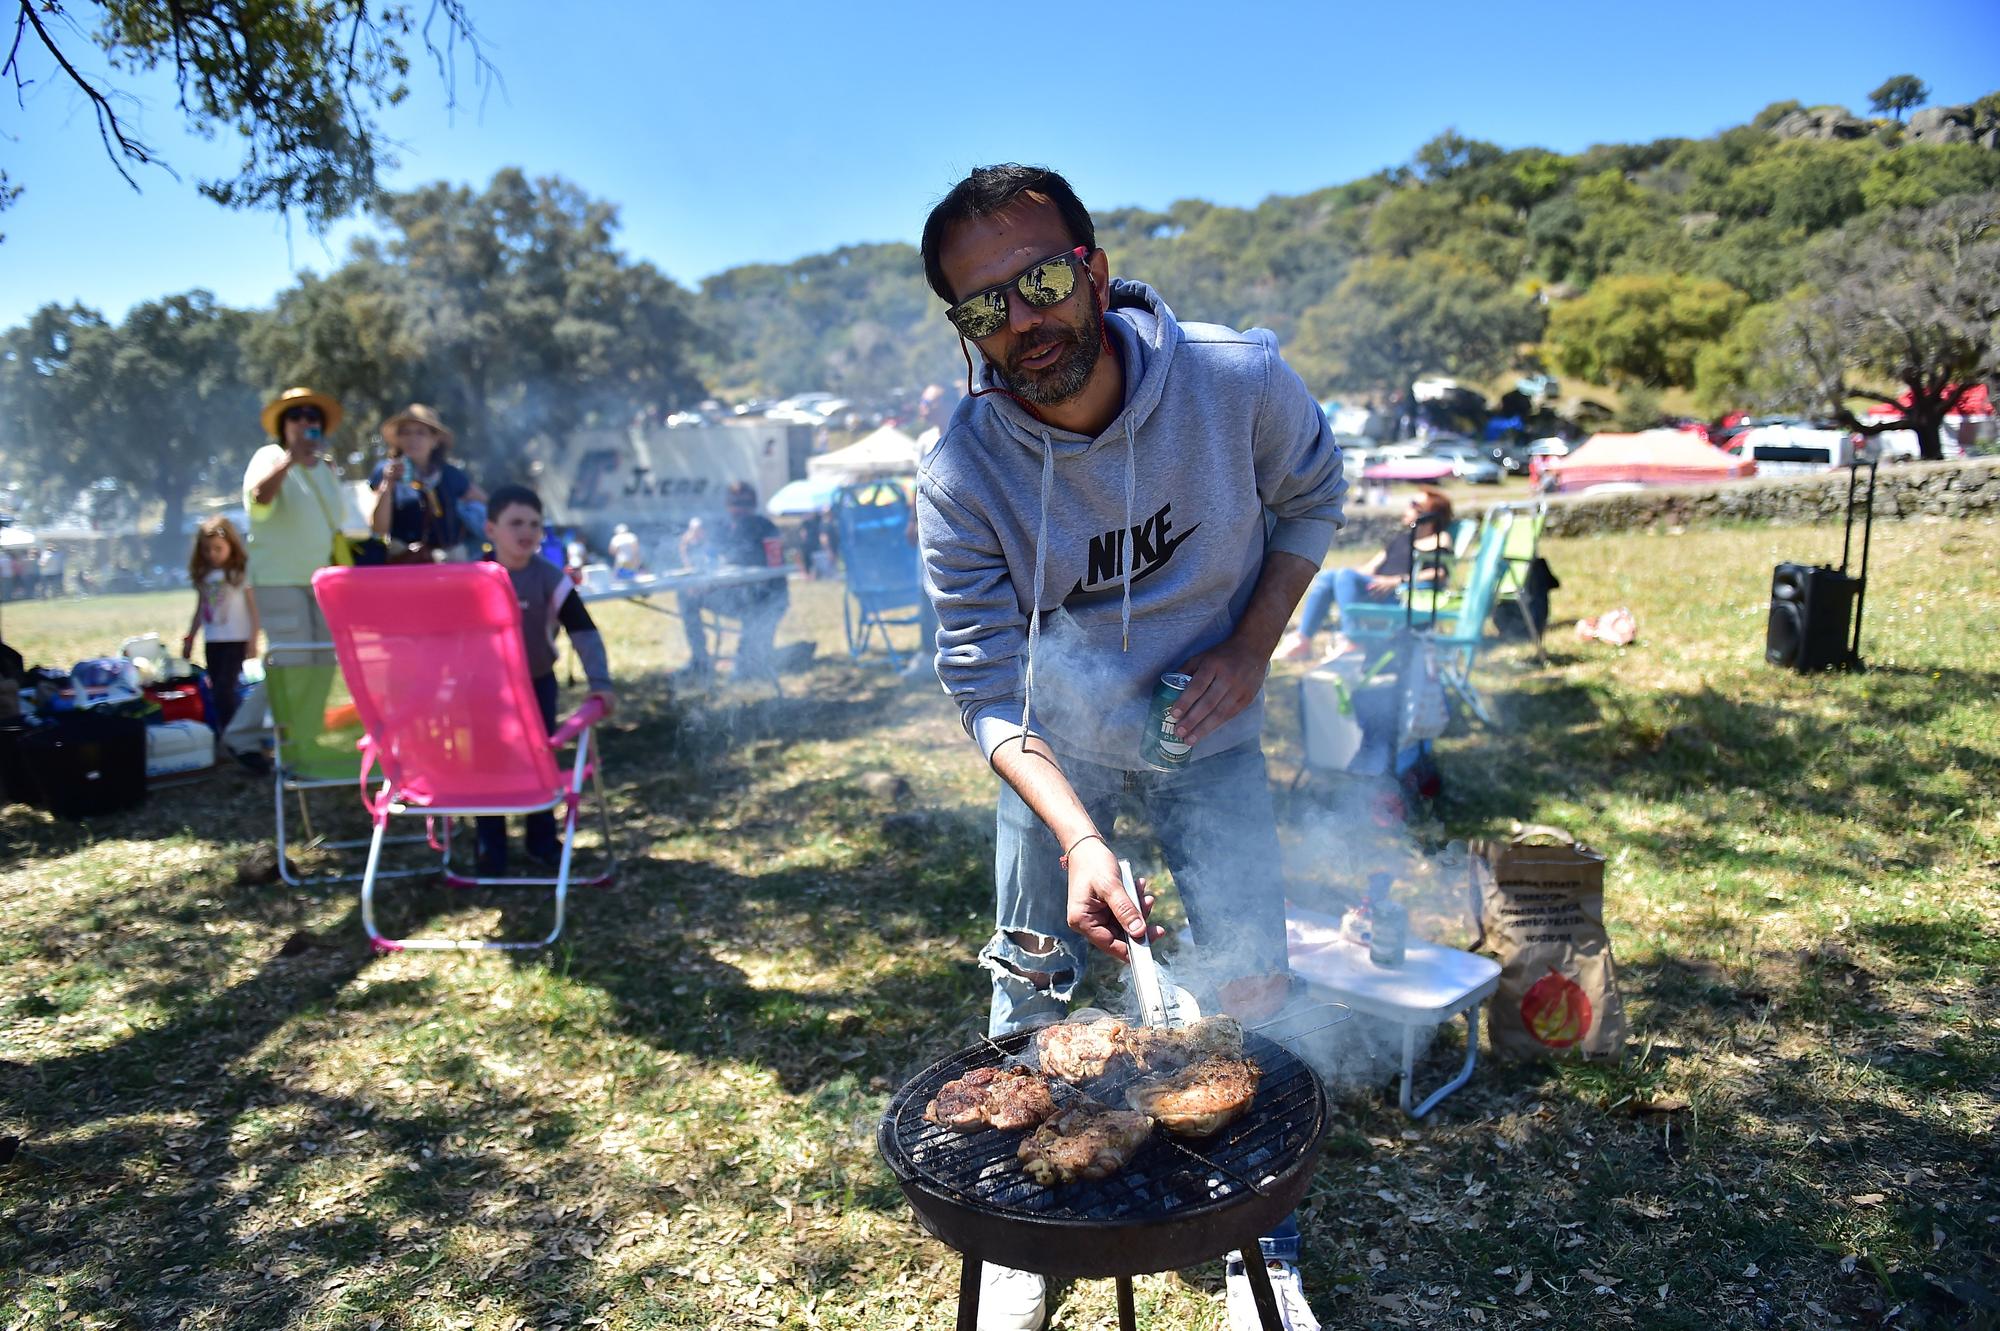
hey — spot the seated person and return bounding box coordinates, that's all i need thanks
[1275,486,1455,661]
[608,523,643,578]
[368,404,485,561]
[477,484,616,876]
[677,482,789,681]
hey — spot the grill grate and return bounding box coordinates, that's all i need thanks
[881,1028,1325,1226]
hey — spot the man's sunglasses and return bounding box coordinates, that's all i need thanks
[945,246,1089,340]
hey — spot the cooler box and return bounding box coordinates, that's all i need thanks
[25,712,147,819]
[145,681,208,725]
[147,720,215,778]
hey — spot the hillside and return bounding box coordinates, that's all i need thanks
[695,93,2000,412]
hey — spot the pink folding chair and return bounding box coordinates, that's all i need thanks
[312,564,615,951]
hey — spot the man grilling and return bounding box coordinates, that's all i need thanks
[915,164,1346,1331]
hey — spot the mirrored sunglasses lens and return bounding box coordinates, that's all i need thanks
[1017,258,1076,308]
[951,292,1007,339]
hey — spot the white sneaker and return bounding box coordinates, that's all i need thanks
[1272,631,1314,662]
[1224,1254,1320,1331]
[977,1262,1046,1331]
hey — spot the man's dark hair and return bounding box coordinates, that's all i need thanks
[921,164,1096,303]
[725,481,757,506]
[486,483,543,520]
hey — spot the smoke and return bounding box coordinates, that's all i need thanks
[1020,607,1141,759]
[1089,748,1484,1096]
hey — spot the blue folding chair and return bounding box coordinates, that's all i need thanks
[833,481,926,668]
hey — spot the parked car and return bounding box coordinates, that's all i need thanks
[1486,439,1534,474]
[1424,442,1504,484]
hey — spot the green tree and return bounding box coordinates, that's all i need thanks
[0,293,256,541]
[1544,273,1749,389]
[1868,75,1930,123]
[253,170,710,480]
[2,0,490,230]
[1692,300,1804,415]
[1781,193,2000,460]
[1611,385,1663,432]
[1298,252,1542,419]
[1861,144,2000,211]
[1410,129,1506,183]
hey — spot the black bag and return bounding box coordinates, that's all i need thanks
[24,711,147,819]
[0,716,36,804]
[1494,557,1559,640]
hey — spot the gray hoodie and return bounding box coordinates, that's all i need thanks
[916,279,1347,770]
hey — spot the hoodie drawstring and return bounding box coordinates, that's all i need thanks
[1020,434,1055,747]
[1121,417,1135,653]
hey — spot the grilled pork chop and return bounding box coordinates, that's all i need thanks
[923,1065,1057,1133]
[1121,1014,1245,1075]
[1016,1104,1155,1185]
[1035,1018,1128,1082]
[1125,1054,1261,1136]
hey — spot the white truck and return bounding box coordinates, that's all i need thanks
[543,420,811,558]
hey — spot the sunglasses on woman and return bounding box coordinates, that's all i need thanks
[944,246,1089,340]
[284,408,325,424]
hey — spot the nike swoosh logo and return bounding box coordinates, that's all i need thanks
[1066,522,1203,600]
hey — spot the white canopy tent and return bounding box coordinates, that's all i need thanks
[806,425,922,481]
[0,526,36,550]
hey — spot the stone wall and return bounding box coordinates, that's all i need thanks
[1327,457,2000,549]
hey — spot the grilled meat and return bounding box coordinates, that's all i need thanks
[923,1065,1057,1133]
[1035,1017,1129,1082]
[1016,1104,1155,1185]
[1125,1055,1261,1137]
[1121,1015,1245,1075]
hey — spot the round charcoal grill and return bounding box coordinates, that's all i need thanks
[878,1027,1329,1330]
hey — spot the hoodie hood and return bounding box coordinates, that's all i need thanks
[918,281,1348,770]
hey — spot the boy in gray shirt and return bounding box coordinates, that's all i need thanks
[478,484,615,875]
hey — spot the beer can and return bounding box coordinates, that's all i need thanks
[1142,672,1194,771]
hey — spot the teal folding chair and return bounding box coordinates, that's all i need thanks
[1342,509,1515,725]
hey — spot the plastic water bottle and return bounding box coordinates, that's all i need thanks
[1368,872,1407,967]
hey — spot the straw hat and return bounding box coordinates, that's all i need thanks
[379,402,455,449]
[260,386,344,438]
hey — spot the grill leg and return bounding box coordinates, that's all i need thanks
[956,1253,980,1331]
[1117,1276,1136,1331]
[1241,1253,1284,1331]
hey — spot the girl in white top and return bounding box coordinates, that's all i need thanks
[182,517,260,733]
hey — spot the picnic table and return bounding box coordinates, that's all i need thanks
[573,565,791,608]
[574,565,794,688]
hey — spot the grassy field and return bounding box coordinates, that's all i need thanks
[2,516,1996,1331]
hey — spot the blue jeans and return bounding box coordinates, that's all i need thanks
[985,739,1301,1263]
[680,587,786,678]
[476,672,561,870]
[1297,566,1390,639]
[983,740,1289,1037]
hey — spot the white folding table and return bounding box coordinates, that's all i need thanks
[1285,908,1501,1118]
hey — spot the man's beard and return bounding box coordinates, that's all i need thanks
[1000,300,1102,407]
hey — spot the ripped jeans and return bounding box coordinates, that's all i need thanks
[982,739,1290,1039]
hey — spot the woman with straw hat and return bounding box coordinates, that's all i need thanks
[368,403,487,562]
[241,386,349,767]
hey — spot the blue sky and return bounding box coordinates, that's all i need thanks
[3,0,1994,328]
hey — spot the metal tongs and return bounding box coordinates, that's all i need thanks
[1118,859,1175,1029]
